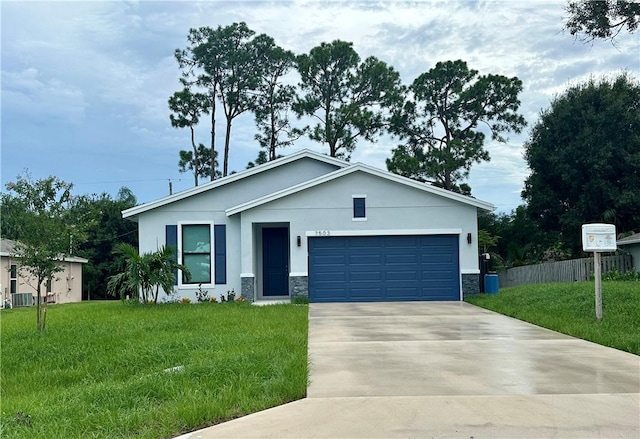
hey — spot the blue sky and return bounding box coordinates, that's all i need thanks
[1,1,638,213]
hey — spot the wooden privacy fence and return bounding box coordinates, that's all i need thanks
[498,254,633,288]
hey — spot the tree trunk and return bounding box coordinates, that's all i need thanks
[210,87,217,181]
[36,284,41,332]
[223,118,232,176]
[270,105,277,160]
[190,126,199,186]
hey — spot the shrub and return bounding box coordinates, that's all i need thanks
[596,269,640,282]
[180,297,192,304]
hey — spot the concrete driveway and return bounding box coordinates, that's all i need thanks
[179,302,640,438]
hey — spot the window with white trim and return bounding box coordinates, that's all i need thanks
[352,194,367,220]
[10,264,17,295]
[181,224,212,284]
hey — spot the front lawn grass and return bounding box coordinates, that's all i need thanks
[466,281,640,355]
[0,301,308,438]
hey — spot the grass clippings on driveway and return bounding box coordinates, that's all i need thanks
[1,301,308,439]
[466,281,640,355]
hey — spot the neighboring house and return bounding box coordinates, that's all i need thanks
[123,149,494,303]
[0,239,88,307]
[617,232,640,272]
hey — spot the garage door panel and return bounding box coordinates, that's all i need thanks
[385,253,418,264]
[350,271,383,281]
[314,254,347,266]
[314,272,347,282]
[386,287,420,298]
[309,235,459,302]
[348,238,382,250]
[386,270,419,281]
[349,254,383,265]
[350,287,383,298]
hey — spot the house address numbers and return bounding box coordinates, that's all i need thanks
[314,230,331,236]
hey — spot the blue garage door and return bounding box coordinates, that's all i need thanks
[308,235,460,302]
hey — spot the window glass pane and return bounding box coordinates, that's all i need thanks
[183,225,211,253]
[46,279,52,292]
[353,198,366,218]
[10,280,17,295]
[10,264,17,279]
[183,254,211,283]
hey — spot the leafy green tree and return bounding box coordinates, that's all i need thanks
[523,73,640,256]
[178,144,220,181]
[72,188,138,300]
[2,174,84,331]
[175,27,221,181]
[478,206,546,267]
[169,88,211,186]
[107,244,188,304]
[212,22,261,176]
[175,22,265,177]
[387,60,526,194]
[246,150,269,169]
[565,0,640,41]
[251,34,304,160]
[295,40,402,159]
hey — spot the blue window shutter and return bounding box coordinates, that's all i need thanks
[353,198,366,218]
[214,225,226,284]
[165,225,178,285]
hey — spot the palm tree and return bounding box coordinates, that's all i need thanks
[108,244,189,303]
[148,245,189,304]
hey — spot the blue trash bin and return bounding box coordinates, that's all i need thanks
[485,274,499,295]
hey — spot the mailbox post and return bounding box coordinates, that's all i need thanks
[581,223,617,320]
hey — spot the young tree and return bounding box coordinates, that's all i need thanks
[2,174,84,331]
[295,40,402,159]
[168,88,211,186]
[251,34,304,160]
[565,0,640,41]
[387,60,526,194]
[523,73,640,256]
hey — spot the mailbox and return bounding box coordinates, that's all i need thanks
[581,223,616,252]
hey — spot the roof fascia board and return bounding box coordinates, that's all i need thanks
[617,238,640,245]
[122,149,349,219]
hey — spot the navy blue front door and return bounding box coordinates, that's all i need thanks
[308,235,460,302]
[262,227,289,296]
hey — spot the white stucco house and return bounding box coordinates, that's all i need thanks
[617,232,640,272]
[123,150,494,303]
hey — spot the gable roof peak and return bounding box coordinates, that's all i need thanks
[122,149,349,219]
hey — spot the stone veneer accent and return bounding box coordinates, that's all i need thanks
[289,275,308,299]
[461,273,480,297]
[240,276,255,302]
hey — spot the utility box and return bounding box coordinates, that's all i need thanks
[581,223,617,252]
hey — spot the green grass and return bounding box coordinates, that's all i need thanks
[466,281,640,355]
[0,301,308,439]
